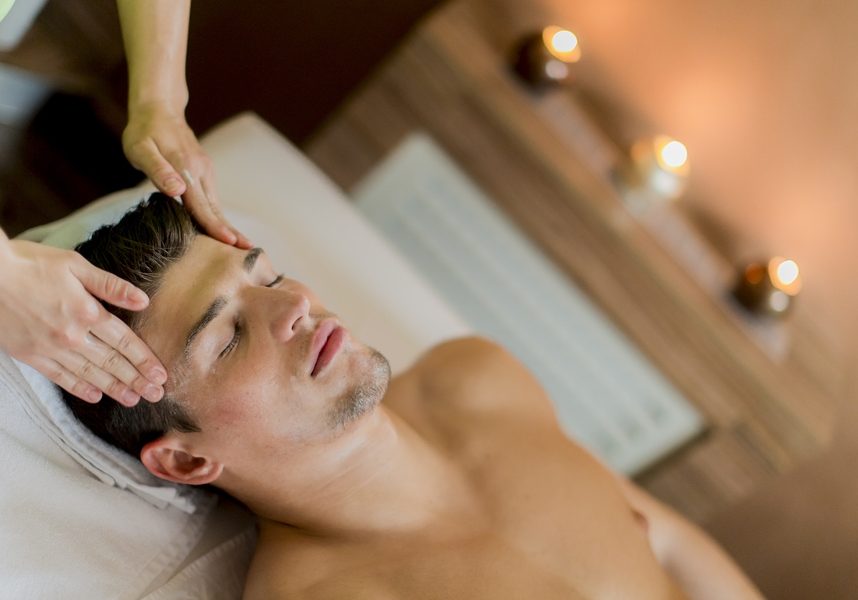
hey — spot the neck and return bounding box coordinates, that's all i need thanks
[220,406,477,540]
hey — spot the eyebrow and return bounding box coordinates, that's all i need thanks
[243,246,263,273]
[180,247,265,362]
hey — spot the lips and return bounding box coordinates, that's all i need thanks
[309,319,347,377]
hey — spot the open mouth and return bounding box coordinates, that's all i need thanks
[310,321,347,377]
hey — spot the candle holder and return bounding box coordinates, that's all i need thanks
[631,135,689,197]
[615,135,690,214]
[512,26,581,88]
[732,257,801,318]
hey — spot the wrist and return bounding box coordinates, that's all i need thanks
[128,99,186,121]
[128,89,188,121]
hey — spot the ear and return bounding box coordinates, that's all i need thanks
[140,435,224,485]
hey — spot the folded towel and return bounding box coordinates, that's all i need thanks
[5,355,206,513]
[0,351,215,598]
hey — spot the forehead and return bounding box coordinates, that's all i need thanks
[139,236,248,373]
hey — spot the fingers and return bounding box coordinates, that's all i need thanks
[127,138,187,197]
[182,172,236,245]
[90,309,167,392]
[30,356,103,404]
[201,178,252,248]
[182,172,252,248]
[124,114,250,247]
[232,228,254,250]
[70,257,149,312]
[78,332,164,403]
[32,309,166,407]
[55,347,143,407]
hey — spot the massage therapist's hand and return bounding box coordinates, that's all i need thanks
[122,104,252,249]
[0,238,167,406]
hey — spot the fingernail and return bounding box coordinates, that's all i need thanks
[144,385,163,402]
[122,389,140,406]
[87,389,103,403]
[148,367,167,384]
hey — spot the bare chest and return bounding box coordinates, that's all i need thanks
[253,431,676,600]
[248,349,679,598]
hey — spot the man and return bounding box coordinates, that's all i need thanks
[65,194,762,599]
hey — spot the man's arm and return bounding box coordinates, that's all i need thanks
[617,478,764,600]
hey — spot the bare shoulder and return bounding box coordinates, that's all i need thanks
[413,336,532,391]
[415,335,507,367]
[409,336,557,424]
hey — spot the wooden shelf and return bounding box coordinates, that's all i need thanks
[306,0,839,523]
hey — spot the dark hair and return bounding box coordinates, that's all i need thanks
[61,193,202,458]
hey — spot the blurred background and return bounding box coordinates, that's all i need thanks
[1,1,855,597]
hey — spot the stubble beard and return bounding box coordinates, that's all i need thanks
[327,347,391,430]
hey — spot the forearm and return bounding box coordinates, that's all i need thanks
[116,0,191,115]
[619,480,763,600]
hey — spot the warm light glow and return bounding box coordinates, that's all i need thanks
[552,30,578,53]
[652,136,689,173]
[660,141,688,169]
[768,257,802,295]
[629,135,689,200]
[776,259,799,286]
[542,26,582,63]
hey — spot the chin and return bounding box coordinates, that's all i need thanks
[328,346,390,431]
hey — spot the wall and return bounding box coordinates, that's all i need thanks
[501,0,858,369]
[505,2,858,595]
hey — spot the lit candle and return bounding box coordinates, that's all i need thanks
[513,26,582,87]
[628,135,690,201]
[733,257,802,317]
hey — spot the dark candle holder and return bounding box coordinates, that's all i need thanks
[732,258,801,318]
[512,26,581,88]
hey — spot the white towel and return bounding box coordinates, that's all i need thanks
[0,352,216,599]
[5,355,204,513]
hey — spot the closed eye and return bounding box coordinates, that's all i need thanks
[220,319,242,359]
[219,275,283,360]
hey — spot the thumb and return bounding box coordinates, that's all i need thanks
[70,258,149,311]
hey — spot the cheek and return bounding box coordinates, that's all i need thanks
[208,367,275,426]
[203,355,304,432]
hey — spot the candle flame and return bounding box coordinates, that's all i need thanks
[542,26,582,63]
[659,140,688,169]
[776,259,799,285]
[552,30,578,53]
[769,257,802,295]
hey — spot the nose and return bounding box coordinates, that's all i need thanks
[270,290,311,343]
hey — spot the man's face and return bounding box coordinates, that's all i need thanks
[139,235,390,469]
